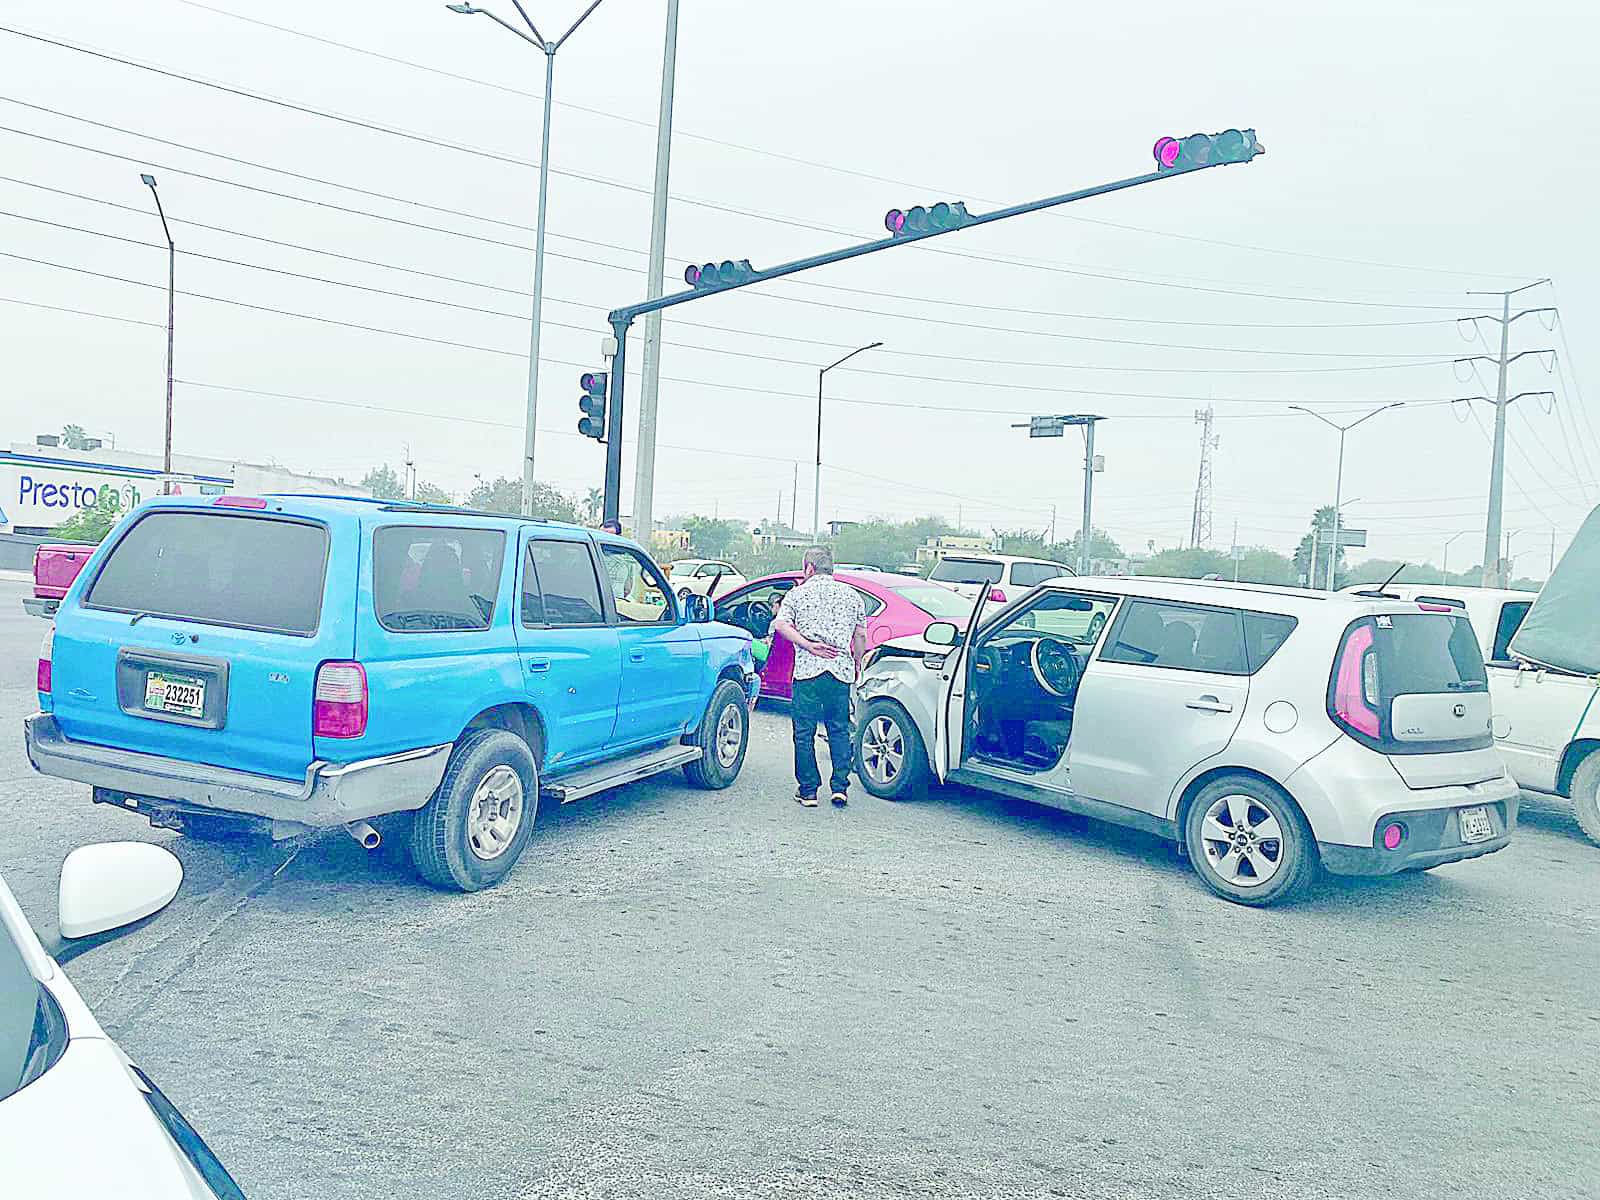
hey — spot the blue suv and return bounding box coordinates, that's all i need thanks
[25,495,758,891]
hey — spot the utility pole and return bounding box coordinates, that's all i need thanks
[790,463,798,531]
[1551,527,1558,576]
[1290,403,1404,591]
[1443,530,1467,585]
[446,0,608,517]
[1079,418,1100,576]
[813,341,883,542]
[1049,504,1057,546]
[1231,520,1240,582]
[1459,280,1556,587]
[403,443,416,500]
[629,0,680,544]
[139,174,174,492]
[1189,405,1218,549]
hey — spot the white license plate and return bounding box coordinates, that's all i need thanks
[1458,805,1494,844]
[144,671,206,719]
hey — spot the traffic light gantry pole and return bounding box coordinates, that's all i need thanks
[589,130,1265,526]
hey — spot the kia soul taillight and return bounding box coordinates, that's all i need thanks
[314,661,368,738]
[1331,623,1380,738]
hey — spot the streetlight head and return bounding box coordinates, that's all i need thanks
[445,3,477,12]
[140,173,157,188]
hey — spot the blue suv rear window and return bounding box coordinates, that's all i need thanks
[374,526,506,632]
[86,511,328,635]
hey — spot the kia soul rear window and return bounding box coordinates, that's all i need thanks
[87,511,328,635]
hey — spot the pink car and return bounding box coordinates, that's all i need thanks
[712,569,973,702]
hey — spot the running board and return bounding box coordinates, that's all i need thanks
[540,744,702,804]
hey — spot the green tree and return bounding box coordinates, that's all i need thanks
[1139,545,1295,585]
[414,480,453,505]
[51,489,125,543]
[1293,506,1347,588]
[60,424,91,451]
[683,516,752,559]
[360,464,406,501]
[461,477,578,521]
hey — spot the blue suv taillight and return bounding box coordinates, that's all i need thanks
[314,661,367,738]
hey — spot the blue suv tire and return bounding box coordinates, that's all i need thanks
[411,729,539,892]
[683,679,749,789]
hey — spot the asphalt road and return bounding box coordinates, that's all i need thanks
[2,576,1598,1200]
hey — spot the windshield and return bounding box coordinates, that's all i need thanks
[892,583,973,619]
[929,557,1003,585]
[0,919,67,1104]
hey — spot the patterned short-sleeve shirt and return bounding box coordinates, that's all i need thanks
[777,574,868,684]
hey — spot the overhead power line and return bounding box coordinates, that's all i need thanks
[0,202,1465,363]
[174,0,1531,284]
[0,62,1485,310]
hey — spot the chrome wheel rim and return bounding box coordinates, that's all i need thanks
[715,703,744,768]
[1199,793,1284,888]
[467,765,524,861]
[862,715,905,786]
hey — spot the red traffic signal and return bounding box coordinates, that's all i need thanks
[578,371,607,441]
[1153,130,1263,172]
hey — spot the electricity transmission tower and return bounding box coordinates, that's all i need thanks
[1189,405,1219,549]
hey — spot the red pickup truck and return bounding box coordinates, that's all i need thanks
[22,543,93,619]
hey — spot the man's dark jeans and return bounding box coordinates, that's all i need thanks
[792,672,852,797]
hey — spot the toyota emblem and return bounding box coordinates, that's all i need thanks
[1452,703,1467,718]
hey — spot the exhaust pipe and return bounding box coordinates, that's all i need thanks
[345,820,381,850]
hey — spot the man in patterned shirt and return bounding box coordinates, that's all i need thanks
[773,546,868,807]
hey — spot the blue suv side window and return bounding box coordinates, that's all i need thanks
[374,526,506,632]
[600,545,675,625]
[525,540,605,627]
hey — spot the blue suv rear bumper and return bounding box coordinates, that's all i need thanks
[24,712,451,836]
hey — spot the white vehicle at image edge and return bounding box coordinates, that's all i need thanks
[1345,578,1600,848]
[852,576,1518,906]
[666,559,746,601]
[926,554,1075,605]
[0,843,246,1198]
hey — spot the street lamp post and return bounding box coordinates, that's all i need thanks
[1290,403,1404,590]
[139,173,175,492]
[812,341,882,543]
[446,0,606,518]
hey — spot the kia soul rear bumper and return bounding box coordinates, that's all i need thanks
[1318,793,1519,876]
[24,712,451,838]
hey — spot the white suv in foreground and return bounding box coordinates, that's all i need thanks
[853,577,1518,906]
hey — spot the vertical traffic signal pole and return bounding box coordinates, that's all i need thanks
[1080,418,1098,576]
[598,130,1264,523]
[603,314,631,527]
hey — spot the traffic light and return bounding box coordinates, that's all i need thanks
[684,259,756,290]
[884,201,971,237]
[1152,130,1263,172]
[578,371,607,441]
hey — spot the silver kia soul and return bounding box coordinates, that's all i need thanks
[851,577,1518,906]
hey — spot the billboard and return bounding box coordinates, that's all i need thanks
[0,454,229,531]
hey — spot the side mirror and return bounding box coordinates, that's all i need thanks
[54,842,182,963]
[923,621,959,647]
[685,594,713,624]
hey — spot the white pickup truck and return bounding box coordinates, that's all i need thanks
[1344,580,1600,846]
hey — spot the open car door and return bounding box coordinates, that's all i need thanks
[932,588,991,781]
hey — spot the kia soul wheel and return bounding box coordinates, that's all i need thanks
[1183,775,1317,906]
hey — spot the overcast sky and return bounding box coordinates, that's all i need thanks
[2,0,1595,575]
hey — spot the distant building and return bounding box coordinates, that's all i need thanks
[915,534,995,570]
[1,439,366,534]
[752,527,810,552]
[651,528,692,554]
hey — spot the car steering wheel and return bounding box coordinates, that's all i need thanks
[1029,636,1081,699]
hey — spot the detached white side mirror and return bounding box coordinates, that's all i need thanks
[59,842,182,940]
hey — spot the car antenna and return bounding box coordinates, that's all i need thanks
[1378,562,1407,593]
